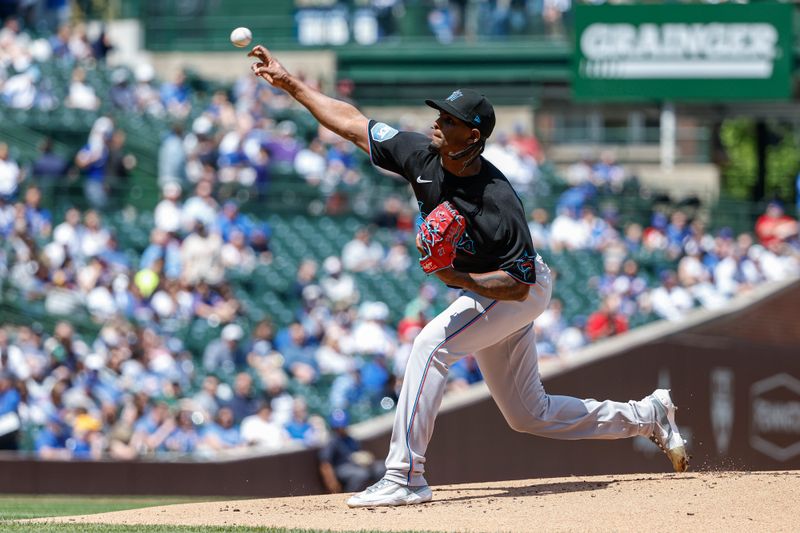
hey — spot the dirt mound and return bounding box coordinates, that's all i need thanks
[32,471,798,532]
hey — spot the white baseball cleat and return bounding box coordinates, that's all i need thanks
[346,478,433,508]
[648,389,689,473]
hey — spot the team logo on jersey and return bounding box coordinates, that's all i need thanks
[445,90,463,102]
[507,253,537,284]
[456,231,475,255]
[370,122,399,142]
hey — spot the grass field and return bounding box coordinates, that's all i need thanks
[0,494,425,533]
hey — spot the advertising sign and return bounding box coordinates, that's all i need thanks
[573,4,794,101]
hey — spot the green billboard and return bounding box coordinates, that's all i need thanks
[573,4,794,102]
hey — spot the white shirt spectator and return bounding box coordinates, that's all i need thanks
[154,192,182,234]
[382,242,411,273]
[754,245,800,281]
[66,67,100,110]
[650,284,694,321]
[483,140,536,191]
[86,285,117,320]
[241,410,289,450]
[79,226,110,258]
[320,257,359,307]
[350,302,396,357]
[566,159,592,186]
[550,209,589,250]
[294,140,327,181]
[1,71,37,109]
[181,193,218,232]
[0,152,21,197]
[180,229,224,285]
[0,343,30,381]
[341,229,384,272]
[53,216,82,257]
[714,256,739,298]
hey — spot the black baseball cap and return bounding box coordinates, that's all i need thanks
[425,89,496,139]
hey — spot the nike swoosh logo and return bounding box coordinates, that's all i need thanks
[416,175,432,184]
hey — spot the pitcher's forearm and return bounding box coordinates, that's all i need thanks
[434,268,529,301]
[283,77,369,152]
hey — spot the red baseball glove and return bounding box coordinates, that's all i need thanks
[417,201,466,274]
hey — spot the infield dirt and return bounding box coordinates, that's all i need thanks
[33,471,798,532]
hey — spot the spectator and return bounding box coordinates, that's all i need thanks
[320,256,359,309]
[0,142,22,200]
[294,137,327,185]
[109,68,135,110]
[226,372,259,424]
[23,185,52,238]
[202,324,245,375]
[483,133,537,192]
[265,120,302,169]
[75,117,113,208]
[240,401,288,450]
[160,69,191,118]
[79,210,109,258]
[216,201,254,243]
[202,406,243,451]
[649,271,694,321]
[130,402,174,455]
[382,240,411,273]
[755,201,798,249]
[52,207,81,257]
[140,228,182,280]
[0,372,21,450]
[448,355,482,391]
[154,182,183,235]
[164,408,201,454]
[585,294,629,342]
[292,259,318,300]
[65,66,99,110]
[550,206,588,251]
[527,208,551,250]
[274,322,318,385]
[284,398,319,445]
[158,124,186,187]
[133,63,164,116]
[180,221,224,285]
[32,138,69,186]
[104,130,137,199]
[592,150,626,191]
[1,65,38,110]
[342,227,384,272]
[181,180,218,232]
[221,230,257,273]
[318,409,384,494]
[34,413,71,459]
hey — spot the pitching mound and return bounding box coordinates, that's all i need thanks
[33,471,798,532]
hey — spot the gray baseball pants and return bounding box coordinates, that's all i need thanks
[384,255,656,487]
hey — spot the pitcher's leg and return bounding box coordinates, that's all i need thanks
[476,324,655,439]
[384,295,498,486]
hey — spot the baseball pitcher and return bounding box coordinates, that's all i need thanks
[248,45,689,508]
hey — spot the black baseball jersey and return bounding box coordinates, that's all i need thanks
[367,120,537,284]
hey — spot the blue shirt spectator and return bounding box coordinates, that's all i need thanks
[216,202,255,243]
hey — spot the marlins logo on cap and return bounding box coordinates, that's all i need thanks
[425,88,496,138]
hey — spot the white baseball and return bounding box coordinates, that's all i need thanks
[230,27,253,48]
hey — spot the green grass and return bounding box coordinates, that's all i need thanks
[0,495,434,533]
[0,495,213,521]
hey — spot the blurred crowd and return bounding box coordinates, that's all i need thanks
[1,15,799,461]
[528,160,800,355]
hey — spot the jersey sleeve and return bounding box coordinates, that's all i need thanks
[367,119,429,182]
[496,203,538,285]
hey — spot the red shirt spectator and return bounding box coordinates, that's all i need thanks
[585,295,629,341]
[755,201,798,248]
